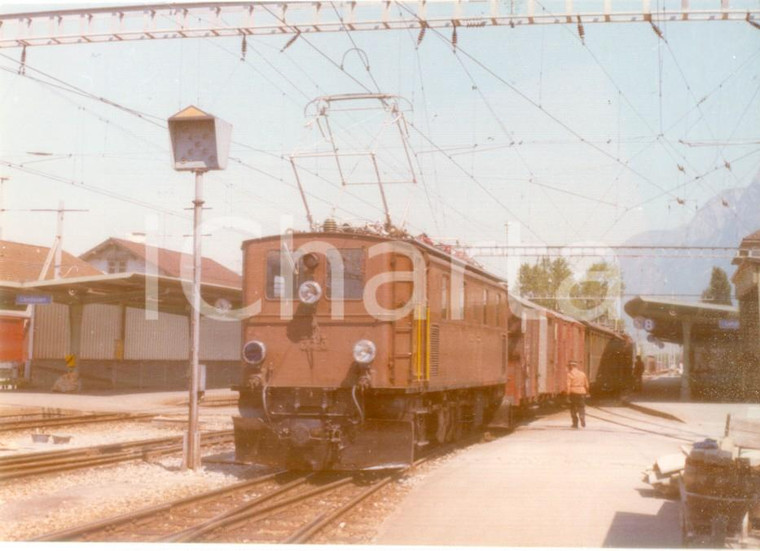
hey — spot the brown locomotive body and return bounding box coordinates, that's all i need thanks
[233,229,510,470]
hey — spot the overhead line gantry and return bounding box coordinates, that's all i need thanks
[1,1,759,50]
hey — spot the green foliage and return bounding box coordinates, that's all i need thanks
[517,257,573,310]
[701,266,732,305]
[518,258,624,324]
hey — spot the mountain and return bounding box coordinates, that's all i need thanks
[620,171,760,302]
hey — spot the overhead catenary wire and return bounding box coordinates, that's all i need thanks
[395,2,688,205]
[2,8,756,257]
[599,146,760,238]
[191,9,447,232]
[260,2,535,240]
[532,2,717,207]
[0,49,408,235]
[448,47,585,242]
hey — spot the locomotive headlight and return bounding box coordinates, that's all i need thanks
[353,339,376,364]
[298,280,322,305]
[242,340,267,365]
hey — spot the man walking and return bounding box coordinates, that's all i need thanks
[567,360,589,428]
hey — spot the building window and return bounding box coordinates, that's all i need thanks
[107,259,127,273]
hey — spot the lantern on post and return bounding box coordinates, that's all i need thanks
[168,106,232,471]
[168,105,232,171]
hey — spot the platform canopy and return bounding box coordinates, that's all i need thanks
[0,272,242,317]
[624,296,739,345]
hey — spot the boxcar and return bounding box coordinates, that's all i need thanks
[546,309,585,397]
[507,295,585,404]
[583,321,634,396]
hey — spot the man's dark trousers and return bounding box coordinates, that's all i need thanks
[569,393,586,428]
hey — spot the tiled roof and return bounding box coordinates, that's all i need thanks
[80,237,241,288]
[739,229,760,247]
[0,240,103,282]
[733,230,760,265]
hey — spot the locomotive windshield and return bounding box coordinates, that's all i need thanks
[265,248,365,300]
[326,248,364,299]
[266,251,304,299]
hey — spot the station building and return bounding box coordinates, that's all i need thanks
[0,241,100,386]
[624,296,741,401]
[0,238,243,391]
[626,229,760,402]
[731,229,760,399]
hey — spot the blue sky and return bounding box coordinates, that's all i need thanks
[0,1,758,281]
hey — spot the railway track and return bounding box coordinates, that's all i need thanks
[0,430,233,481]
[0,412,155,432]
[32,467,400,544]
[31,438,458,544]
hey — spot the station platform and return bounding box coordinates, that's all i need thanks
[374,376,758,547]
[625,375,760,437]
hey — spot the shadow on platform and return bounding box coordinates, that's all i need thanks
[602,502,681,548]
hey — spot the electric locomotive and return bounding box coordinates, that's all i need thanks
[233,225,512,470]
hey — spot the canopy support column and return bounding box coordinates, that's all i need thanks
[681,318,693,401]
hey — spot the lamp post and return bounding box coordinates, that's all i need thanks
[168,106,232,470]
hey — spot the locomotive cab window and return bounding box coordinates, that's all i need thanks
[266,251,308,299]
[326,249,364,300]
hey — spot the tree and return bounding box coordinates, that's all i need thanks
[567,261,624,325]
[701,266,732,305]
[571,261,611,310]
[517,257,573,311]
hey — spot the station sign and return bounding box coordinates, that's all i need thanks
[718,319,740,330]
[15,294,52,305]
[633,317,655,331]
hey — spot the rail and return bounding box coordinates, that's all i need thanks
[0,430,233,481]
[0,412,154,432]
[30,432,456,543]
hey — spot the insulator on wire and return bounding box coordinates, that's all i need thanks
[576,16,585,45]
[417,23,427,47]
[451,25,458,51]
[18,45,26,75]
[725,161,732,171]
[240,35,247,61]
[281,32,300,52]
[649,21,664,40]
